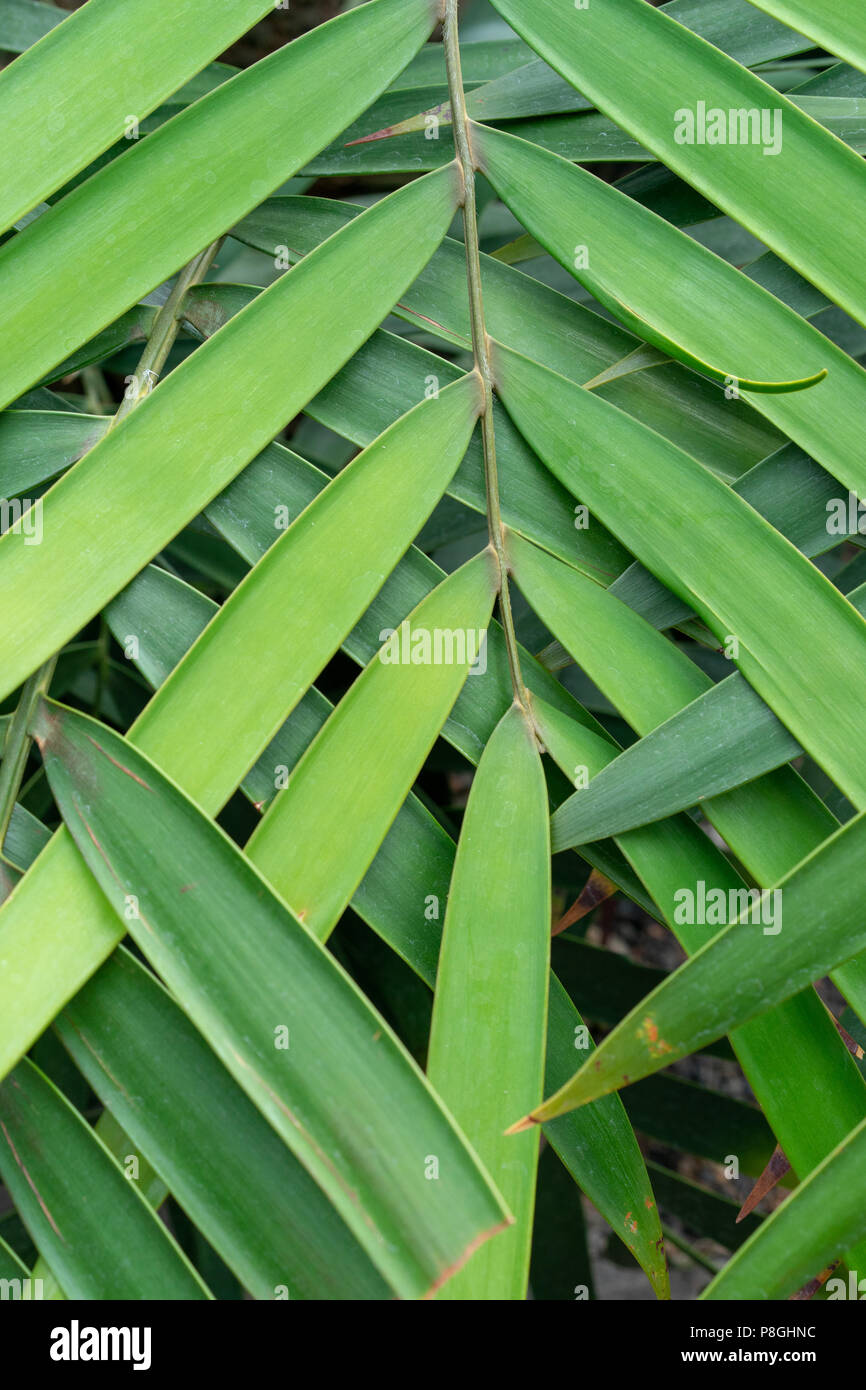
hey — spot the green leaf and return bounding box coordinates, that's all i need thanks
[131,373,481,812]
[702,1116,866,1299]
[0,1058,210,1299]
[0,0,65,55]
[611,443,866,633]
[453,0,824,117]
[795,60,866,97]
[427,704,550,1299]
[0,859,22,905]
[3,802,51,873]
[0,1231,30,1284]
[488,0,866,328]
[541,976,670,1298]
[549,585,866,846]
[550,675,801,848]
[493,342,866,811]
[56,948,391,1300]
[30,697,507,1299]
[233,197,782,479]
[0,166,461,702]
[471,122,866,497]
[0,408,107,496]
[552,936,734,1061]
[100,565,668,1297]
[512,570,866,1271]
[246,550,499,939]
[398,39,534,87]
[529,1145,595,1302]
[365,0,815,134]
[0,0,281,235]
[0,0,439,405]
[112,559,673,1286]
[319,93,866,170]
[518,807,866,1128]
[0,447,629,1085]
[746,1,866,78]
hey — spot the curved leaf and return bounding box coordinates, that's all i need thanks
[488,0,866,328]
[30,697,508,1300]
[471,121,866,498]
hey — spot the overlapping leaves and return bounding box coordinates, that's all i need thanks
[1,0,865,1302]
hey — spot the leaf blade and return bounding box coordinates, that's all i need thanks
[0,1059,210,1299]
[0,166,461,702]
[56,948,391,1300]
[0,0,439,404]
[31,698,507,1300]
[427,704,550,1300]
[488,0,866,327]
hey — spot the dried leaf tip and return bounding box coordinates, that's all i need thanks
[504,1113,538,1136]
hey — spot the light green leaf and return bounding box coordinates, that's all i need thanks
[30,696,508,1300]
[0,0,280,235]
[0,166,461,702]
[246,549,499,939]
[746,1,866,78]
[493,342,866,811]
[0,441,630,1088]
[132,372,481,812]
[489,0,866,328]
[427,704,550,1300]
[0,0,439,405]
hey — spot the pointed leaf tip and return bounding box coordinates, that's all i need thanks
[345,101,452,146]
[504,1114,538,1136]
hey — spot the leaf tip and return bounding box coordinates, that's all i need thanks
[504,1113,537,1136]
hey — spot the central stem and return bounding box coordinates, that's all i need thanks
[112,238,223,429]
[442,0,527,709]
